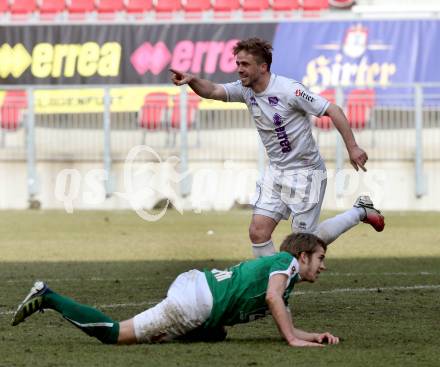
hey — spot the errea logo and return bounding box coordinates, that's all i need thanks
[295,89,315,103]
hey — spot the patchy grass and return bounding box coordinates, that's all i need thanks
[1,210,439,366]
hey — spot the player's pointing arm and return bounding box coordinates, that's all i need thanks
[169,69,227,102]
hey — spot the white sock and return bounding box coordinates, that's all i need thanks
[316,207,364,245]
[252,239,276,258]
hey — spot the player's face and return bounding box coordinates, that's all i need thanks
[300,247,326,283]
[235,51,267,88]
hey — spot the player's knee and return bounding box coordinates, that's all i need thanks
[249,224,271,244]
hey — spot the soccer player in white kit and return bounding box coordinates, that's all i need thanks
[171,38,383,257]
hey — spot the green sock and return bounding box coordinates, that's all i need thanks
[42,289,119,344]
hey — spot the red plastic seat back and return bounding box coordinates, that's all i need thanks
[0,0,10,12]
[212,0,240,12]
[302,0,329,11]
[170,93,201,129]
[155,0,181,12]
[271,0,299,11]
[346,89,375,129]
[139,92,169,130]
[67,0,95,14]
[314,89,335,130]
[123,0,152,12]
[39,0,66,14]
[183,0,211,12]
[10,0,36,14]
[1,90,27,131]
[96,0,124,13]
[242,0,269,11]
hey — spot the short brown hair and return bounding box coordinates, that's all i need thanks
[280,233,327,258]
[233,38,273,71]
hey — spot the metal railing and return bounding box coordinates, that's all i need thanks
[1,83,439,203]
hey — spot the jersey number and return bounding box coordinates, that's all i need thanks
[211,269,232,282]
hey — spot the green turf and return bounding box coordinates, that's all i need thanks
[1,209,439,366]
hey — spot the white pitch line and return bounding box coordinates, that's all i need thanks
[324,272,437,277]
[293,284,440,295]
[1,284,439,317]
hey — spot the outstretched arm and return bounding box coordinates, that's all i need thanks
[266,274,336,347]
[324,103,368,172]
[286,311,339,345]
[170,69,227,101]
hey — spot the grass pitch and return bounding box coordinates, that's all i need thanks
[0,209,439,367]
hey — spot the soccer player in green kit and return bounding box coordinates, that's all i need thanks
[12,233,338,348]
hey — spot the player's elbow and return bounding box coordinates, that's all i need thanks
[325,103,343,117]
[207,86,227,102]
[265,291,280,306]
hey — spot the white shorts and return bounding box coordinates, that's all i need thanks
[133,270,213,343]
[251,161,327,233]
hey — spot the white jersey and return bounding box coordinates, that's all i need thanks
[222,74,329,170]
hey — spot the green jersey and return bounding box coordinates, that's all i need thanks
[203,252,300,327]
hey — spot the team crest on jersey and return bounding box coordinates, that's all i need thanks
[295,89,315,103]
[268,96,279,106]
[297,221,307,230]
[273,113,283,126]
[290,266,296,275]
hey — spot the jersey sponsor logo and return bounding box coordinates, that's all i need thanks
[275,126,290,152]
[273,113,283,126]
[0,42,121,79]
[250,96,258,106]
[131,39,239,76]
[295,89,315,103]
[302,23,396,89]
[268,96,279,106]
[274,114,292,154]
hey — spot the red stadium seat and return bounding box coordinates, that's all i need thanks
[182,0,211,16]
[271,0,299,11]
[123,0,152,13]
[38,0,66,17]
[0,91,27,131]
[212,0,240,17]
[0,0,9,13]
[242,0,269,11]
[155,0,181,13]
[67,0,95,16]
[302,0,329,11]
[346,89,375,129]
[314,89,335,130]
[139,92,169,130]
[96,0,123,14]
[170,93,200,129]
[9,0,37,16]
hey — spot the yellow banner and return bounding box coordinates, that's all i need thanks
[33,87,245,114]
[0,91,5,106]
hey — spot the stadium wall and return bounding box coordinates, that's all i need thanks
[1,160,439,211]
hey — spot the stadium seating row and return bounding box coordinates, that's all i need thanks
[1,88,375,131]
[0,0,329,19]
